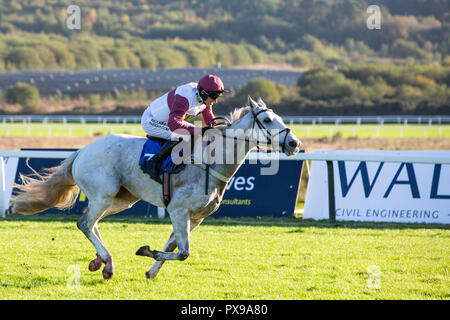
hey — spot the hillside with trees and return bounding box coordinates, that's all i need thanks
[0,0,448,115]
[0,0,448,71]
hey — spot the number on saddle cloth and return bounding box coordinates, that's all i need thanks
[140,135,185,174]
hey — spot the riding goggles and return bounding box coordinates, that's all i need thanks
[206,91,223,100]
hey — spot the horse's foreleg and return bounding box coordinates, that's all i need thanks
[137,209,192,262]
[145,232,177,279]
[87,189,139,273]
[144,218,203,279]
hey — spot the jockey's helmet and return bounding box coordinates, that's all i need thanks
[198,75,229,101]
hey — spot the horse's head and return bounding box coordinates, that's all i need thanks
[247,96,301,156]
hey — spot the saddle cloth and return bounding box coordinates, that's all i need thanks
[139,138,177,174]
[140,136,187,207]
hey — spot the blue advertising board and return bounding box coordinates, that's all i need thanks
[214,158,303,217]
[14,149,303,218]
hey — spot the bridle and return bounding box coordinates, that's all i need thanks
[195,105,293,189]
[250,107,291,153]
[207,106,291,153]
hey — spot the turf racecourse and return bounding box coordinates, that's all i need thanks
[0,215,448,300]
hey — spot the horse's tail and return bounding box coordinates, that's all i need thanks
[10,151,80,215]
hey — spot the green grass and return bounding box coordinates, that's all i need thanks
[0,215,448,299]
[1,123,450,138]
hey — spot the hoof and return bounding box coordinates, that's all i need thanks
[88,255,103,272]
[136,245,154,258]
[102,268,114,280]
[101,257,114,280]
[145,270,157,279]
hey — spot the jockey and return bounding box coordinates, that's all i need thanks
[141,74,229,183]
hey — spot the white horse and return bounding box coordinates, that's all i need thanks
[10,96,301,279]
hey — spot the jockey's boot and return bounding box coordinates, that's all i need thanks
[143,140,179,184]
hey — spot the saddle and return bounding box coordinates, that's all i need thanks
[140,135,186,207]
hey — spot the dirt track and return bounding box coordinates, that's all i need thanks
[1,136,449,151]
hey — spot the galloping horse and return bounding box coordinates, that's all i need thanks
[10,96,301,279]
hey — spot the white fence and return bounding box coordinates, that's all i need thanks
[0,125,143,137]
[2,149,450,221]
[2,114,449,139]
[2,115,450,125]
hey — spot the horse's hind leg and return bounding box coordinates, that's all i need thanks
[85,188,139,274]
[88,224,104,272]
[87,221,111,272]
[77,195,116,279]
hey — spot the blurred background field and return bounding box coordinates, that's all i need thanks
[1,123,450,139]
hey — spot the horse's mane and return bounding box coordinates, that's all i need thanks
[229,106,251,123]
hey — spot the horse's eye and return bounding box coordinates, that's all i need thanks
[263,118,272,123]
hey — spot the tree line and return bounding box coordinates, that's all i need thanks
[0,0,448,71]
[0,33,266,72]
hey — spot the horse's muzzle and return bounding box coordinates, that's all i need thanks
[285,137,301,155]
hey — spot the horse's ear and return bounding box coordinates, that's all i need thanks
[256,97,266,108]
[247,95,258,109]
